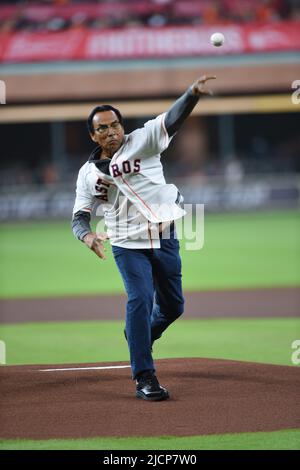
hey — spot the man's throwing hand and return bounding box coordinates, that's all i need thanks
[191,75,217,97]
[83,232,109,260]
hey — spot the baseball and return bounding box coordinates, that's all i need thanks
[210,32,225,47]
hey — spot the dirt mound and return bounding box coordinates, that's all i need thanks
[0,358,299,439]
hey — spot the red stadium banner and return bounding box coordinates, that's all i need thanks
[0,22,299,63]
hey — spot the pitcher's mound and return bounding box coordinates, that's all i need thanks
[1,358,299,439]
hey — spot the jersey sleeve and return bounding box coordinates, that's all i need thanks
[143,113,173,156]
[72,166,94,215]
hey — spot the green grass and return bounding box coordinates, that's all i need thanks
[0,429,299,450]
[1,318,299,366]
[0,210,299,298]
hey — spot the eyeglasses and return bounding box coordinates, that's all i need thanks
[94,121,121,135]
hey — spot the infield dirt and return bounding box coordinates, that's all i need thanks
[1,358,299,439]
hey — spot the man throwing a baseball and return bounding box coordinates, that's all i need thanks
[72,75,216,401]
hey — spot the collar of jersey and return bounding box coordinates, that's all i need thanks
[88,136,128,170]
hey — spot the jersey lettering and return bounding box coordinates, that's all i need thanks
[123,161,131,174]
[111,164,122,177]
[133,159,141,172]
[95,177,109,201]
[95,177,110,191]
[111,159,141,177]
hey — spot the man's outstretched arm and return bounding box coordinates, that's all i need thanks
[165,75,216,137]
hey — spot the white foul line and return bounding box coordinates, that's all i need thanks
[39,365,131,372]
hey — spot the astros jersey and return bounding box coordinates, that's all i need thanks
[73,113,186,248]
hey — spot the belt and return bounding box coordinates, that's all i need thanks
[158,220,174,233]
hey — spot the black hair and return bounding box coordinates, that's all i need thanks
[87,105,124,135]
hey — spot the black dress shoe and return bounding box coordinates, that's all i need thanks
[136,371,169,401]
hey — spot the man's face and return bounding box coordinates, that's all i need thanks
[90,110,124,155]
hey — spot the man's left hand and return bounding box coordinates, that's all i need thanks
[191,75,217,97]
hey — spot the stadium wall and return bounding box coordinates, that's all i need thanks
[1,175,299,221]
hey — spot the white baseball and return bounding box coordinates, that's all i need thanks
[210,32,225,47]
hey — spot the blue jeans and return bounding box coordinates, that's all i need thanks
[112,227,184,379]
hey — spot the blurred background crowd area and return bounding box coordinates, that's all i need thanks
[0,113,299,187]
[1,0,299,33]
